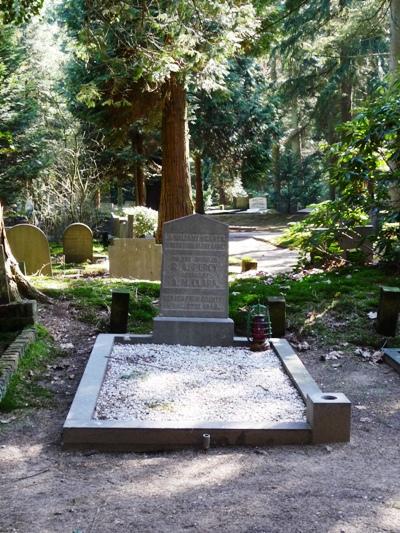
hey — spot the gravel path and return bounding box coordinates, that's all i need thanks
[95,344,306,423]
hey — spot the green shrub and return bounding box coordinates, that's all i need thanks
[125,206,158,237]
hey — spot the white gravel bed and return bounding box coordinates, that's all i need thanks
[94,344,306,424]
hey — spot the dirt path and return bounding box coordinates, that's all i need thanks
[229,231,298,274]
[1,303,400,533]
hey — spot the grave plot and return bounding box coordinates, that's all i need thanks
[94,343,306,424]
[63,214,351,452]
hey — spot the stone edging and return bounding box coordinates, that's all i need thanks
[63,335,351,451]
[0,327,37,401]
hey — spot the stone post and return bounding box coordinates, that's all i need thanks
[376,286,400,336]
[110,289,130,333]
[267,296,286,337]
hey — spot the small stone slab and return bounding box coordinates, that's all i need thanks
[6,224,52,276]
[63,223,93,263]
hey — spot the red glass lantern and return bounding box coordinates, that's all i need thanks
[247,304,272,352]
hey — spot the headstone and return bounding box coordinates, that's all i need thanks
[248,197,267,212]
[0,245,10,304]
[153,214,234,346]
[63,223,93,263]
[6,224,52,276]
[109,238,162,281]
[234,196,249,210]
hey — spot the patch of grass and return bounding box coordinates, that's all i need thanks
[32,263,399,348]
[33,277,160,333]
[230,266,400,348]
[0,325,56,412]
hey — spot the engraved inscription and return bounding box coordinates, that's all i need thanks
[163,254,225,289]
[164,232,226,251]
[162,294,225,313]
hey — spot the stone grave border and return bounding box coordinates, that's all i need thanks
[383,348,400,374]
[63,335,351,452]
[0,327,36,401]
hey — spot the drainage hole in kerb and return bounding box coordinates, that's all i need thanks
[322,394,337,401]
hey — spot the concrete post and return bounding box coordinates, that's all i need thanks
[376,286,400,336]
[267,296,286,337]
[306,392,351,444]
[110,290,130,333]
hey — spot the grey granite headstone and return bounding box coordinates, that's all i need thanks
[153,214,234,346]
[0,245,10,304]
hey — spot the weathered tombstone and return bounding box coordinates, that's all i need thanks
[153,214,234,346]
[109,238,162,281]
[234,196,249,210]
[248,196,267,212]
[7,224,52,276]
[376,286,400,336]
[0,245,10,304]
[63,223,93,263]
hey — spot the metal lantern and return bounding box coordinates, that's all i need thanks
[246,303,272,352]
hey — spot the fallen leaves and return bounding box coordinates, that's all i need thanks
[355,347,384,363]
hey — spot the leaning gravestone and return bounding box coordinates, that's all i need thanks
[7,224,52,276]
[63,223,93,263]
[153,214,234,346]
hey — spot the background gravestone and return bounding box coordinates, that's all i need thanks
[248,197,267,211]
[7,224,52,276]
[153,214,234,346]
[109,238,162,281]
[63,223,93,263]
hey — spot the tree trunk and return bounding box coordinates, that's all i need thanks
[195,153,205,214]
[130,128,146,206]
[0,205,50,303]
[156,74,193,242]
[390,0,400,73]
[389,0,400,207]
[95,189,101,209]
[272,143,282,211]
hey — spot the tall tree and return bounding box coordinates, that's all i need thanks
[0,0,48,301]
[63,0,258,240]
